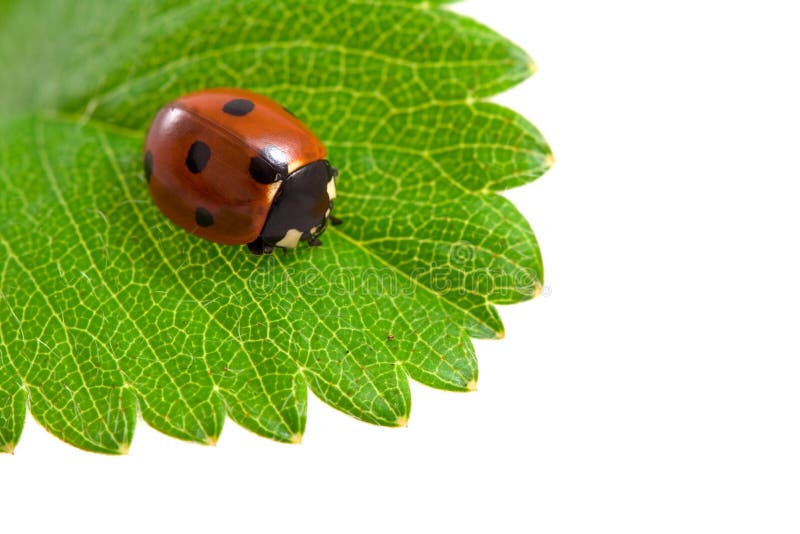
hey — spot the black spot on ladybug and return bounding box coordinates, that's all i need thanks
[222,98,255,116]
[195,207,214,227]
[144,150,153,182]
[186,141,211,173]
[249,156,281,184]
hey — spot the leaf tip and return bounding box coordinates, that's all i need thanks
[116,442,131,455]
[466,380,478,392]
[1,442,16,455]
[495,329,506,340]
[394,416,409,428]
[528,60,539,76]
[289,432,303,445]
[544,152,556,170]
[532,281,545,299]
[203,435,219,447]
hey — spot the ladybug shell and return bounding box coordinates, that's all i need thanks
[144,88,327,245]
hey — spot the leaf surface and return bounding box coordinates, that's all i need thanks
[0,0,551,452]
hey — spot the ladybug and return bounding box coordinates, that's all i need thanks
[143,87,340,255]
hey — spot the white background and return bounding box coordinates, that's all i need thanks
[3,1,800,532]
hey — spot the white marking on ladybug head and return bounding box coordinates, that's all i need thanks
[275,228,303,248]
[324,208,331,219]
[326,178,337,200]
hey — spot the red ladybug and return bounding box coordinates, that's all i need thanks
[143,88,340,255]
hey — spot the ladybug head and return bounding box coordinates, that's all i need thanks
[255,159,339,251]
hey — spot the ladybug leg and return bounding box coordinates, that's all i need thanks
[309,237,323,247]
[247,237,274,256]
[329,215,343,226]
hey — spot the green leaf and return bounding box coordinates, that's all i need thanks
[0,0,551,453]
